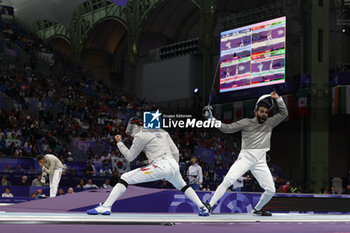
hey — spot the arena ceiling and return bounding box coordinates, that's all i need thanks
[1,0,87,27]
[141,0,200,42]
[83,19,126,55]
[4,0,282,58]
[216,0,277,12]
[2,0,280,33]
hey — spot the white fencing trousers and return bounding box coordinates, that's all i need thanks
[209,149,275,210]
[103,156,206,209]
[121,156,186,190]
[49,168,63,197]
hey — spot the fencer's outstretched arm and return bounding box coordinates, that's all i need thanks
[117,135,148,162]
[166,133,179,163]
[268,97,288,128]
[213,118,248,134]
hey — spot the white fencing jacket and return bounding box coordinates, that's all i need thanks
[117,128,179,164]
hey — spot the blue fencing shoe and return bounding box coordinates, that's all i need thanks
[198,206,209,216]
[86,203,111,215]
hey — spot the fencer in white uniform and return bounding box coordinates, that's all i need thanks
[37,154,64,197]
[86,117,209,216]
[203,92,288,216]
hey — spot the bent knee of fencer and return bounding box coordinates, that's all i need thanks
[172,182,186,191]
[120,173,131,184]
[264,186,276,196]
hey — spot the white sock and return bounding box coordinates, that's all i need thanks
[184,187,204,209]
[254,191,274,211]
[209,183,230,207]
[103,183,127,208]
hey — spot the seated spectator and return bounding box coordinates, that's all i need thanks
[84,160,96,176]
[58,188,64,196]
[36,189,47,199]
[4,165,13,173]
[274,174,284,186]
[22,147,30,157]
[36,189,43,196]
[283,182,291,193]
[83,179,98,189]
[67,187,74,194]
[30,192,37,198]
[110,150,118,171]
[67,152,74,162]
[277,185,284,193]
[342,184,350,194]
[207,166,217,182]
[20,175,29,186]
[27,165,36,174]
[1,177,11,186]
[160,180,168,189]
[76,179,85,189]
[92,154,102,166]
[14,146,23,158]
[101,179,112,188]
[2,187,13,197]
[329,186,337,194]
[32,174,44,186]
[100,160,112,176]
[41,139,50,153]
[100,151,110,162]
[68,167,77,176]
[16,164,24,172]
[202,184,211,191]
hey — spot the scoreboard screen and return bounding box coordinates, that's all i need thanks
[219,16,286,93]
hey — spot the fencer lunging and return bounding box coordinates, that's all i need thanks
[203,92,288,216]
[86,117,209,216]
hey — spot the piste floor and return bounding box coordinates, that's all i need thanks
[1,212,350,233]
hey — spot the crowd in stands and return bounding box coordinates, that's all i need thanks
[0,17,55,67]
[0,17,349,199]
